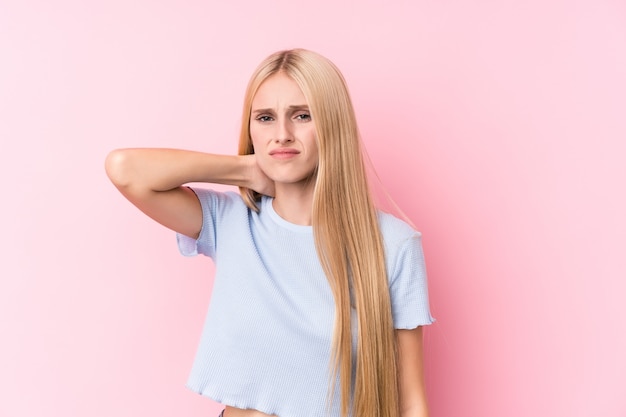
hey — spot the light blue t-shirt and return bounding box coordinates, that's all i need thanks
[176,188,434,417]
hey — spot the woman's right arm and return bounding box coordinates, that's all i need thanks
[105,148,271,239]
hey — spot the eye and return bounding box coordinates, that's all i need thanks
[256,115,273,122]
[294,113,311,122]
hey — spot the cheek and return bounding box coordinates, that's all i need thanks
[249,126,268,151]
[249,127,257,146]
[308,132,319,154]
[249,132,261,152]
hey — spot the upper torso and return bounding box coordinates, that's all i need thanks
[176,190,434,417]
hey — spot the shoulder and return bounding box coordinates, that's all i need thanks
[377,210,422,245]
[377,211,425,278]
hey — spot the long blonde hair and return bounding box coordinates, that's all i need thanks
[238,49,399,417]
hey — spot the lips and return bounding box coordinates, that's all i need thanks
[269,148,300,159]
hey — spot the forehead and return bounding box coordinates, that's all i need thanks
[252,73,308,109]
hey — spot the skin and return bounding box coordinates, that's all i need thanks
[105,72,428,417]
[397,327,429,417]
[249,73,319,225]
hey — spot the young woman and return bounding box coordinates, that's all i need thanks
[105,49,434,417]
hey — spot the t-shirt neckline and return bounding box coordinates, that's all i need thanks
[262,196,313,234]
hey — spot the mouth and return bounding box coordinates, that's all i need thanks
[269,148,300,159]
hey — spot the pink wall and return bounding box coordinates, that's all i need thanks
[1,1,625,416]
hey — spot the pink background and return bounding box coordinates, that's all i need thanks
[1,1,625,416]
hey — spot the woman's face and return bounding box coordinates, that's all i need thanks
[250,73,318,190]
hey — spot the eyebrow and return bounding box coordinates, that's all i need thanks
[251,105,310,114]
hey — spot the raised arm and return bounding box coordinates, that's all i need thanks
[104,148,273,239]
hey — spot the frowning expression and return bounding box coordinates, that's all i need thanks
[250,73,318,188]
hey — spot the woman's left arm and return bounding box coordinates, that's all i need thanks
[397,327,429,417]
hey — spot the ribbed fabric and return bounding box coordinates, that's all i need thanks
[176,189,435,417]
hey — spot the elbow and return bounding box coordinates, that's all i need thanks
[105,149,134,188]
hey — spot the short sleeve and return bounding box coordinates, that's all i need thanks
[175,187,222,258]
[388,233,435,329]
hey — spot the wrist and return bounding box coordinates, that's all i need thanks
[239,154,257,189]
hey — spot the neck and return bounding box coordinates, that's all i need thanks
[272,182,315,226]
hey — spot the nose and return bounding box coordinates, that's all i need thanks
[274,118,294,144]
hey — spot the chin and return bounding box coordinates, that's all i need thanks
[273,174,317,187]
[270,170,317,184]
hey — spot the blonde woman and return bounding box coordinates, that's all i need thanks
[105,49,434,417]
